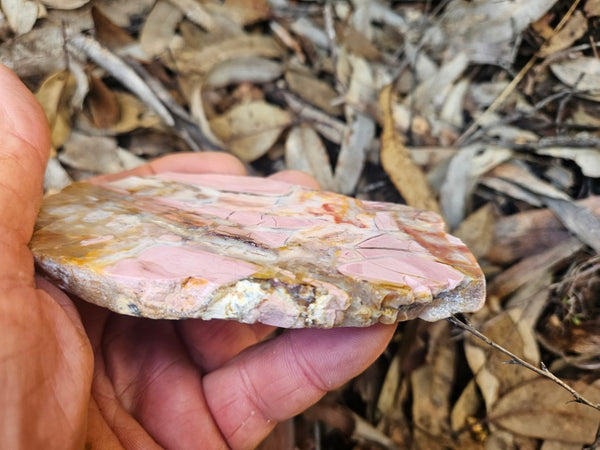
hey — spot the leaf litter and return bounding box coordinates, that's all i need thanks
[2,0,600,448]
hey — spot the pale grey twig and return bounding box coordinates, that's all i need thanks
[447,315,600,412]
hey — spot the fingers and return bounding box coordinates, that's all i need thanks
[203,323,397,449]
[177,320,275,372]
[91,152,247,183]
[0,66,50,285]
[268,170,320,189]
[101,316,226,448]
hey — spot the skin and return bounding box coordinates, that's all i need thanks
[0,65,397,449]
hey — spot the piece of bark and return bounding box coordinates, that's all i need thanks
[31,174,485,327]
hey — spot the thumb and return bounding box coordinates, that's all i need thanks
[0,65,50,287]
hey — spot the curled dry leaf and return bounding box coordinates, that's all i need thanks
[535,148,600,177]
[1,0,40,35]
[35,70,75,150]
[285,124,335,191]
[209,100,291,162]
[379,84,440,214]
[139,0,183,58]
[489,378,600,444]
[206,56,282,88]
[189,83,225,148]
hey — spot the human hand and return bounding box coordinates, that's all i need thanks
[0,65,397,449]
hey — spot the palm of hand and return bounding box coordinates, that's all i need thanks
[0,65,395,449]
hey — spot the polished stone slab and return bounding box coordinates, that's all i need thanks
[30,173,485,327]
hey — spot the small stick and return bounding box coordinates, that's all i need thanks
[447,315,600,412]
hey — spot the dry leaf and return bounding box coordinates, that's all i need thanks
[551,57,600,97]
[139,0,182,58]
[405,52,469,117]
[333,111,374,194]
[86,74,120,129]
[285,69,342,116]
[465,311,540,410]
[40,0,88,10]
[450,379,481,432]
[35,70,75,150]
[209,100,291,162]
[345,55,377,111]
[490,378,600,444]
[110,92,161,134]
[167,0,216,31]
[172,34,283,75]
[441,0,556,65]
[206,56,282,88]
[585,0,600,16]
[1,0,40,34]
[285,125,335,191]
[189,83,225,148]
[440,145,512,229]
[536,148,600,177]
[379,84,440,213]
[43,157,72,194]
[487,237,584,301]
[539,10,588,57]
[453,203,496,260]
[223,0,270,26]
[91,5,138,52]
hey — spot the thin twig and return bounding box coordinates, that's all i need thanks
[447,315,600,412]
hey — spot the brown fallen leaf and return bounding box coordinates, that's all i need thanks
[86,74,120,129]
[487,196,600,264]
[487,237,583,302]
[209,100,291,162]
[465,310,540,410]
[489,378,600,444]
[285,68,343,117]
[379,84,440,213]
[35,69,75,151]
[110,91,161,134]
[91,5,137,51]
[539,10,588,57]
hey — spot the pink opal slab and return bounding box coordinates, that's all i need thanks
[30,173,485,327]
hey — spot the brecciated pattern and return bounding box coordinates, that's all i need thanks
[30,173,485,327]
